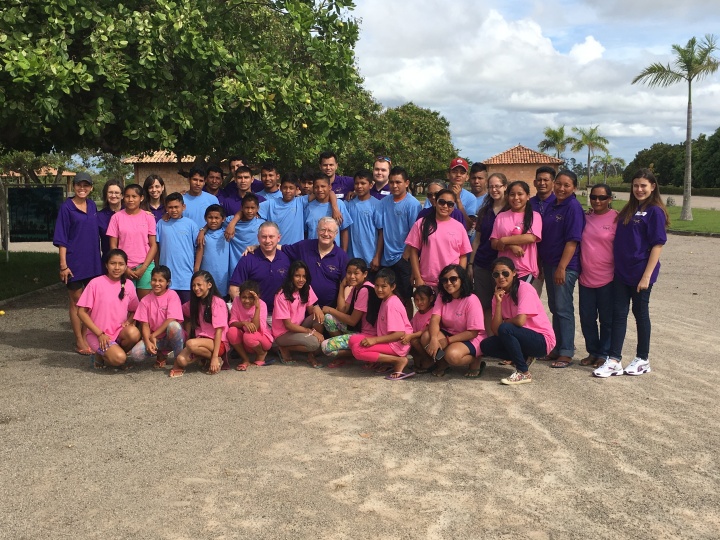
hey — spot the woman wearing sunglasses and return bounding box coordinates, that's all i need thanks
[578,184,618,368]
[405,189,472,289]
[480,257,555,385]
[420,264,485,377]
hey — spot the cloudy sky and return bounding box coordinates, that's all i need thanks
[351,0,720,166]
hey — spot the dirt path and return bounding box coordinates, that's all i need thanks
[1,235,719,539]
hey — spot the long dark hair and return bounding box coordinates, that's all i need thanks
[368,268,396,326]
[105,248,128,300]
[141,174,166,211]
[492,256,520,305]
[504,181,533,234]
[617,168,670,228]
[438,264,472,304]
[421,188,454,245]
[189,270,223,335]
[282,260,311,304]
[588,184,613,214]
[344,258,375,330]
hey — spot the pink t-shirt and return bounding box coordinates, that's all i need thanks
[432,294,486,352]
[411,309,433,334]
[405,218,472,286]
[579,210,618,288]
[106,210,157,267]
[347,281,376,336]
[230,297,273,343]
[492,280,555,354]
[271,287,319,338]
[376,295,412,356]
[181,296,229,343]
[490,210,542,278]
[134,289,184,337]
[77,275,139,341]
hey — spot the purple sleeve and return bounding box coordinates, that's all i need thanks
[52,201,71,247]
[566,201,585,242]
[647,206,668,246]
[282,242,299,262]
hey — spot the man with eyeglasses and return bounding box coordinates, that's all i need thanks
[370,156,392,199]
[529,165,558,296]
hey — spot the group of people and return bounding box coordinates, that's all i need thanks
[53,151,668,384]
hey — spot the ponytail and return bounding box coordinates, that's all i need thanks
[119,275,126,300]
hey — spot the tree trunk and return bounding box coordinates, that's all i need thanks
[587,148,591,188]
[681,80,693,221]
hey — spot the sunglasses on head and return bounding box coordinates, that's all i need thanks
[376,156,392,164]
[590,194,611,201]
[437,199,455,208]
[440,275,460,285]
[492,270,511,279]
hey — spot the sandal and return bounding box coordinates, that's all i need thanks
[550,359,573,368]
[432,360,450,378]
[236,363,249,372]
[414,362,436,374]
[374,364,393,374]
[498,359,513,366]
[580,355,596,366]
[327,359,346,369]
[153,358,167,369]
[169,368,185,378]
[306,357,323,369]
[464,360,486,379]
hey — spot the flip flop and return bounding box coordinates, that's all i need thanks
[385,371,416,381]
[465,360,486,379]
[153,358,167,369]
[374,364,393,374]
[414,363,436,374]
[169,368,185,378]
[551,360,573,368]
[236,363,248,372]
[75,347,94,356]
[327,359,346,368]
[279,356,296,365]
[497,359,513,366]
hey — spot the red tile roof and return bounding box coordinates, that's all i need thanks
[0,167,76,177]
[483,145,564,165]
[122,151,196,164]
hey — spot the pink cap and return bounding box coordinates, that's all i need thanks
[449,158,469,171]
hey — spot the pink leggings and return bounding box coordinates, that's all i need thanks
[349,334,398,362]
[227,327,273,352]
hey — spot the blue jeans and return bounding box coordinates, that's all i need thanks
[481,323,548,373]
[579,282,614,358]
[543,265,578,358]
[608,278,653,361]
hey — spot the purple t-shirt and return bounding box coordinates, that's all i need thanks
[222,191,266,218]
[53,198,102,282]
[537,195,585,272]
[473,207,500,269]
[330,175,355,200]
[370,184,391,200]
[529,192,557,217]
[416,206,466,227]
[97,206,118,259]
[149,205,165,222]
[229,249,291,313]
[613,205,667,287]
[282,239,348,308]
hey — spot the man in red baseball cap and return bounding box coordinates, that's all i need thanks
[447,157,477,229]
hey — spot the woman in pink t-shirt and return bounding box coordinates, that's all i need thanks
[272,260,325,368]
[170,270,229,377]
[480,257,555,385]
[228,280,274,371]
[421,265,486,378]
[490,181,542,281]
[127,265,185,368]
[77,249,141,369]
[579,184,619,368]
[348,268,415,380]
[107,184,158,299]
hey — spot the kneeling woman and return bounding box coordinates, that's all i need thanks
[421,264,486,378]
[480,257,556,385]
[77,249,141,369]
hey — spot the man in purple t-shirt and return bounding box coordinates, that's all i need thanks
[319,151,355,200]
[528,165,557,297]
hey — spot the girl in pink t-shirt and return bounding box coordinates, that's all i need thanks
[272,260,325,368]
[77,249,141,370]
[400,285,436,372]
[228,280,274,371]
[107,184,158,299]
[490,181,542,280]
[479,257,555,386]
[127,265,185,369]
[170,270,229,377]
[405,189,472,288]
[320,258,379,368]
[348,268,415,380]
[421,265,486,378]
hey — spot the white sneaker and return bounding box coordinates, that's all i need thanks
[624,357,651,376]
[593,358,623,378]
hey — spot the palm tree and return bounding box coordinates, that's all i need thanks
[568,126,609,187]
[632,34,719,221]
[593,153,626,182]
[538,125,571,159]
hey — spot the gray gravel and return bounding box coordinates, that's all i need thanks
[1,235,719,539]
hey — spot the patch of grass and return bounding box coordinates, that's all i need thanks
[0,251,61,301]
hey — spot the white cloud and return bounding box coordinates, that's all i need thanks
[568,36,605,64]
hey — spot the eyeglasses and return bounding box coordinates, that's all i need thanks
[317,228,337,234]
[437,199,455,208]
[427,192,440,198]
[488,184,505,191]
[439,276,460,285]
[492,270,511,279]
[376,156,392,164]
[589,195,611,201]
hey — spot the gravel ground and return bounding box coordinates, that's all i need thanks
[1,235,719,539]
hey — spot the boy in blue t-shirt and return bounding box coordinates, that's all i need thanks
[194,204,230,297]
[346,169,383,270]
[256,161,283,200]
[305,175,353,250]
[226,193,265,298]
[259,173,308,245]
[156,192,199,303]
[183,166,220,228]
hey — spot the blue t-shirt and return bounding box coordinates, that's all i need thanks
[423,188,476,216]
[257,189,283,201]
[346,196,383,264]
[156,217,199,291]
[259,196,308,245]
[380,193,421,266]
[226,216,265,278]
[183,192,219,229]
[304,200,353,246]
[201,227,230,296]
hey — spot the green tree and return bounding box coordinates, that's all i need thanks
[632,34,720,220]
[538,125,572,159]
[593,153,626,182]
[694,127,720,188]
[623,142,683,186]
[0,0,366,169]
[568,126,609,187]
